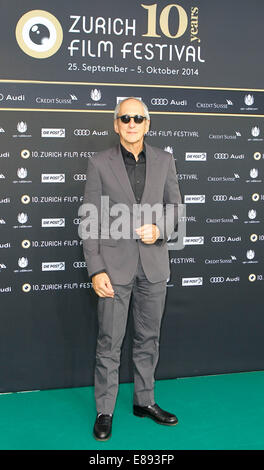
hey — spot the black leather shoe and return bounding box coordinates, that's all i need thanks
[133,404,178,426]
[93,413,113,441]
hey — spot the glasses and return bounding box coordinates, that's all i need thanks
[117,114,146,124]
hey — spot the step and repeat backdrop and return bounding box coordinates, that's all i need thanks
[0,0,264,392]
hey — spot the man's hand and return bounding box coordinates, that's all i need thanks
[92,272,115,298]
[135,224,160,244]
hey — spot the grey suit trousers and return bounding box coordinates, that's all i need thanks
[94,255,167,414]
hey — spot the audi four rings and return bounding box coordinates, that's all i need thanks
[73,261,87,268]
[74,129,91,135]
[212,195,228,201]
[73,174,86,180]
[151,98,169,105]
[210,277,225,283]
[211,236,226,242]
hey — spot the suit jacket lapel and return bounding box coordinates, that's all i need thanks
[140,143,159,204]
[109,145,136,204]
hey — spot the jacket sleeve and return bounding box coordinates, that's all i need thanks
[79,157,107,278]
[155,154,182,246]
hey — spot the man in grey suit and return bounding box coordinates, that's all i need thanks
[81,97,182,441]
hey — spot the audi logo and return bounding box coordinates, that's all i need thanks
[211,236,226,242]
[74,174,86,181]
[151,98,168,106]
[73,261,87,268]
[214,153,229,159]
[210,277,225,283]
[213,195,228,201]
[74,129,90,136]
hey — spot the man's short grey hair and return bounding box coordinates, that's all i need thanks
[114,97,150,120]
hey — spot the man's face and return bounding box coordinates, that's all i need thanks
[114,99,150,150]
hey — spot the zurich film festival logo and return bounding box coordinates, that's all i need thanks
[16,10,63,59]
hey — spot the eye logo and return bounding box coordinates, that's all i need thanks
[16,10,63,59]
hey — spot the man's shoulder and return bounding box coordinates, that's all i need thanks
[146,143,173,161]
[87,145,119,172]
[92,145,118,162]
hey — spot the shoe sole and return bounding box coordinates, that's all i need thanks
[93,432,112,441]
[133,411,178,426]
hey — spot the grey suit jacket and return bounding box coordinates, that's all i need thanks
[81,142,182,284]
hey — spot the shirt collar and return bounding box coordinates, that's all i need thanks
[120,143,146,161]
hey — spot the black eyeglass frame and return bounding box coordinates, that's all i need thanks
[116,114,147,124]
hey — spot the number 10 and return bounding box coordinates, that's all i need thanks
[141,3,188,38]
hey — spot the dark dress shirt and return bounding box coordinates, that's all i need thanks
[120,143,146,203]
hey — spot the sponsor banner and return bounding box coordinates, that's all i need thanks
[184,195,205,203]
[41,261,65,271]
[0,82,263,115]
[182,277,203,286]
[41,174,65,183]
[41,218,65,227]
[183,236,204,245]
[41,128,65,137]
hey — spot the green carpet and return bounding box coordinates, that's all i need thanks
[0,371,264,450]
